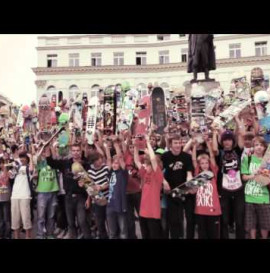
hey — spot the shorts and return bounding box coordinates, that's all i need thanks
[245,203,270,231]
[11,199,32,230]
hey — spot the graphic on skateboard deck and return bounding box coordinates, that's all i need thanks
[86,96,98,145]
[58,112,70,157]
[151,87,167,135]
[72,162,107,206]
[254,90,270,143]
[103,85,116,135]
[134,95,151,150]
[171,171,214,199]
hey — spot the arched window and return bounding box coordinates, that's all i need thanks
[91,84,100,98]
[46,85,57,101]
[69,85,80,100]
[137,83,148,97]
[160,82,171,100]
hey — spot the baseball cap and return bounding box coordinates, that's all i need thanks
[221,130,235,143]
[155,148,165,155]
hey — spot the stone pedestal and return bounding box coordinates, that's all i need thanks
[185,80,220,97]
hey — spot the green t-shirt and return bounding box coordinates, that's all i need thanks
[36,160,59,193]
[241,155,270,204]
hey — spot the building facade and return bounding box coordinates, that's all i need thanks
[33,34,270,102]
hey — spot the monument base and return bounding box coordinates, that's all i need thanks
[185,80,220,97]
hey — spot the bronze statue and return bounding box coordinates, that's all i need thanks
[187,34,216,82]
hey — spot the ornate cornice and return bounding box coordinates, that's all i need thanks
[32,55,270,76]
[36,34,270,50]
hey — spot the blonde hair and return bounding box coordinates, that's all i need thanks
[197,154,210,163]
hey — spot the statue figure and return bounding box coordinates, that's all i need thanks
[188,34,216,82]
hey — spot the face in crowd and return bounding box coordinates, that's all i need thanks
[71,146,81,161]
[253,140,266,157]
[222,139,233,151]
[171,139,182,154]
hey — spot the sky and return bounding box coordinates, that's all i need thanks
[0,34,38,105]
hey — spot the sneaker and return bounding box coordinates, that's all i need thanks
[54,228,61,236]
[63,231,74,239]
[57,230,66,239]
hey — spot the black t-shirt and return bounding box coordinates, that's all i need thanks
[216,145,243,194]
[162,151,194,189]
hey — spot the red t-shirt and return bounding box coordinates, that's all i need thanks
[139,166,163,219]
[194,164,222,216]
[124,151,141,194]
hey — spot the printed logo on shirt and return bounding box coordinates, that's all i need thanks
[169,161,183,171]
[108,172,117,202]
[196,182,213,208]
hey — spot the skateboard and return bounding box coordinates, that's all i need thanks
[254,90,270,142]
[86,96,98,145]
[36,126,65,158]
[117,89,137,133]
[72,162,107,206]
[103,86,116,135]
[190,85,207,143]
[171,171,214,199]
[58,112,70,157]
[213,98,251,129]
[151,87,167,135]
[134,95,151,150]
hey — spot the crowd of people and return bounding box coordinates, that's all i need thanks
[0,97,269,240]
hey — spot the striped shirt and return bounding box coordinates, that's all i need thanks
[88,164,109,198]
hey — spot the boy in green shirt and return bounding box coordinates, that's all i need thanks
[241,136,270,239]
[35,150,59,239]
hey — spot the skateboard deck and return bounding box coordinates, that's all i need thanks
[86,96,98,145]
[171,171,214,198]
[151,87,167,135]
[103,86,116,135]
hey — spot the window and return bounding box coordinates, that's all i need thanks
[91,53,102,66]
[159,50,170,64]
[69,85,80,100]
[157,35,170,41]
[46,86,57,100]
[229,43,241,58]
[181,48,188,63]
[69,53,80,67]
[136,52,147,65]
[91,85,100,97]
[47,54,58,67]
[114,52,124,66]
[255,41,267,56]
[179,34,186,37]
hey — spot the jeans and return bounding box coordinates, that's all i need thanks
[220,189,245,239]
[56,194,68,231]
[93,204,108,239]
[0,202,11,239]
[106,210,128,239]
[140,217,163,239]
[167,194,196,239]
[65,194,91,239]
[36,192,58,238]
[197,215,220,239]
[161,208,169,239]
[126,192,142,239]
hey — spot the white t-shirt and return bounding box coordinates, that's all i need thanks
[11,166,31,199]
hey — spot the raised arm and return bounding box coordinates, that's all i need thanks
[103,140,112,170]
[192,138,198,169]
[212,127,219,156]
[204,135,217,168]
[145,135,158,171]
[183,138,193,153]
[134,145,142,170]
[113,139,125,170]
[235,114,245,149]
